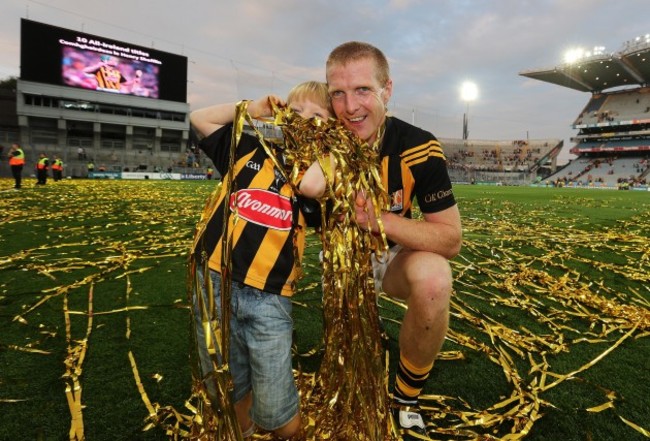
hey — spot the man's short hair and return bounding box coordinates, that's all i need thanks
[326,41,390,86]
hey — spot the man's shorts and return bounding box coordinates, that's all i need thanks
[371,245,403,294]
[319,245,403,294]
[193,270,299,431]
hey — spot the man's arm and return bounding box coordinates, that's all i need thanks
[355,193,462,259]
[83,62,104,74]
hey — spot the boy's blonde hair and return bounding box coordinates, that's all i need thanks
[286,81,333,115]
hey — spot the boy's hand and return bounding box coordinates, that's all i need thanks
[249,95,285,119]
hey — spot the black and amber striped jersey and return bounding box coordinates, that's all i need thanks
[379,117,456,217]
[195,123,306,297]
[92,66,125,90]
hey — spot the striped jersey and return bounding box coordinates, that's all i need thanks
[195,124,306,297]
[380,117,456,217]
[93,66,125,90]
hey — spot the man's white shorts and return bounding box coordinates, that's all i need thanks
[371,245,403,294]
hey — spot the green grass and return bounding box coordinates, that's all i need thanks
[0,179,648,440]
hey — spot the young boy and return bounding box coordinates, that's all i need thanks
[189,81,331,439]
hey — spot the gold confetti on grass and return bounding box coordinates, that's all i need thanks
[0,176,648,440]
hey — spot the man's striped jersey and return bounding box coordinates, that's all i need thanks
[94,66,124,90]
[195,124,306,297]
[379,117,456,218]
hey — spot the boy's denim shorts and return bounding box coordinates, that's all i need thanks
[193,270,299,431]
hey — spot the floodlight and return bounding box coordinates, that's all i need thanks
[460,81,478,102]
[564,48,585,64]
[460,81,478,140]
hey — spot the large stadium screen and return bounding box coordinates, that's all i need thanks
[20,19,187,103]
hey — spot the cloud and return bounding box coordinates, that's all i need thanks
[2,0,649,163]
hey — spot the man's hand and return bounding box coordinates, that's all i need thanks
[354,190,380,233]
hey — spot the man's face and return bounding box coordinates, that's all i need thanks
[327,57,392,145]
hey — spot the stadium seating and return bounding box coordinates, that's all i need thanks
[543,86,650,188]
[575,88,650,126]
[442,138,561,184]
[548,157,648,187]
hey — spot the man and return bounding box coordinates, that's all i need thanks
[83,55,128,92]
[52,155,64,181]
[9,143,25,189]
[326,41,462,440]
[36,153,49,185]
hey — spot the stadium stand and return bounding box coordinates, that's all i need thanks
[442,138,562,185]
[0,19,195,181]
[521,34,650,189]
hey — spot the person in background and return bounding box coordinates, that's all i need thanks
[83,55,128,92]
[206,166,214,180]
[87,161,95,177]
[36,153,49,185]
[129,69,149,96]
[325,41,462,440]
[9,143,25,189]
[52,155,64,181]
[189,81,332,440]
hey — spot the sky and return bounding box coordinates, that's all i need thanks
[1,0,649,164]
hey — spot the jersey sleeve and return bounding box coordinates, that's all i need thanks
[197,123,258,177]
[412,139,456,213]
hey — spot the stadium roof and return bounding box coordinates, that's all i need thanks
[519,35,650,93]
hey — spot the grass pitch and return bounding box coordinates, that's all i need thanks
[0,178,648,440]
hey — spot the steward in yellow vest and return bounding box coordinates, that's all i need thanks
[9,143,25,189]
[36,153,49,185]
[52,156,64,181]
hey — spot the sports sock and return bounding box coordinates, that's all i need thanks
[393,352,433,405]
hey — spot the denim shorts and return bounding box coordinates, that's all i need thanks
[193,270,299,431]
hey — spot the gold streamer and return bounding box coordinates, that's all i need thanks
[184,101,257,441]
[62,283,94,440]
[278,111,395,440]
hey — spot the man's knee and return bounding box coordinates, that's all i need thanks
[384,251,452,300]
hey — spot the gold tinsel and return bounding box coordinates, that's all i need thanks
[276,103,396,441]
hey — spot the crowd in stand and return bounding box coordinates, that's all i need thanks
[446,143,545,173]
[549,156,649,188]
